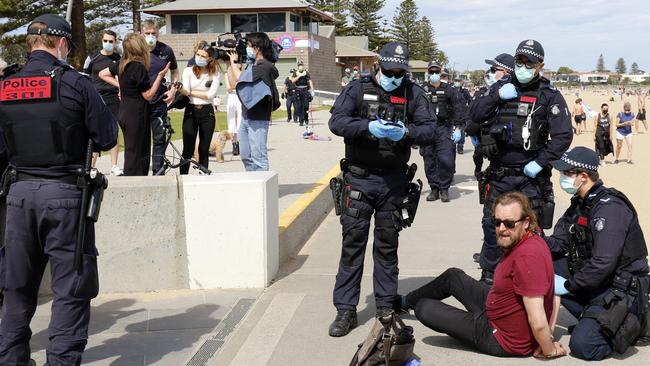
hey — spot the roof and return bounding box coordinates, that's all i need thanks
[336,36,368,50]
[319,25,335,38]
[408,60,429,69]
[335,36,376,58]
[143,0,334,21]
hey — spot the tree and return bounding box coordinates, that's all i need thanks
[349,0,386,51]
[410,16,439,62]
[596,54,605,73]
[615,57,627,74]
[557,66,574,74]
[306,0,351,36]
[469,69,486,86]
[631,62,639,74]
[389,0,418,53]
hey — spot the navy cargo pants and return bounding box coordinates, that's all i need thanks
[0,181,99,366]
[333,170,407,311]
[420,124,455,190]
[479,173,551,272]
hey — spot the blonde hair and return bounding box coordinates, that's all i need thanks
[119,33,150,75]
[26,22,59,49]
[492,191,538,233]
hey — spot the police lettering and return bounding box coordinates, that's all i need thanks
[0,76,52,101]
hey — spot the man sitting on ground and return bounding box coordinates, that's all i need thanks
[398,192,566,359]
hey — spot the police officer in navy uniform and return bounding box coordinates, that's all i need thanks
[452,77,471,155]
[328,42,436,337]
[470,40,572,284]
[545,147,649,360]
[283,69,297,122]
[291,61,314,127]
[0,14,117,365]
[420,63,470,202]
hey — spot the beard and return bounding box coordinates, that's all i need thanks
[496,231,524,249]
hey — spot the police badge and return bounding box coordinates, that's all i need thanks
[594,217,606,232]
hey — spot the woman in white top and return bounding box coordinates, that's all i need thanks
[224,63,242,156]
[178,45,221,174]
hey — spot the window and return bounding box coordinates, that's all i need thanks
[310,20,318,34]
[301,16,311,32]
[171,15,197,34]
[199,15,225,33]
[258,13,286,32]
[231,14,257,33]
[290,14,299,32]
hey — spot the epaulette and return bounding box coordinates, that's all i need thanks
[1,64,21,78]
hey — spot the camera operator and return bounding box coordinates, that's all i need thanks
[227,32,280,171]
[100,33,169,176]
[141,20,179,174]
[178,43,221,174]
[83,29,123,176]
[291,61,314,128]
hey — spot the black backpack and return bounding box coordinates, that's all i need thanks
[350,311,415,366]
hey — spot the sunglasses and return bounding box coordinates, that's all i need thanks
[102,40,115,44]
[493,217,526,229]
[381,68,406,78]
[515,60,539,70]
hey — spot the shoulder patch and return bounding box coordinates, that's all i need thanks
[551,104,560,115]
[593,217,606,232]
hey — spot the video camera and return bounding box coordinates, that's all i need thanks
[211,32,248,64]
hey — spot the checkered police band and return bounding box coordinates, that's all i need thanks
[516,47,544,62]
[380,56,409,66]
[494,60,513,72]
[27,27,72,40]
[560,154,598,171]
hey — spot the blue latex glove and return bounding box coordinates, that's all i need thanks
[310,90,315,97]
[368,120,391,139]
[554,274,569,296]
[471,135,480,146]
[451,129,462,143]
[385,121,406,142]
[498,83,518,100]
[523,161,543,178]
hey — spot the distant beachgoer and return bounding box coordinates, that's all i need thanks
[637,91,647,133]
[573,98,585,134]
[614,102,635,164]
[594,103,613,163]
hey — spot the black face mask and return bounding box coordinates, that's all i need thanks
[602,109,608,113]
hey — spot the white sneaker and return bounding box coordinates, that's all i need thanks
[110,165,124,176]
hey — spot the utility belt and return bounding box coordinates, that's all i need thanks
[15,172,78,185]
[329,159,422,231]
[581,272,650,353]
[286,90,296,96]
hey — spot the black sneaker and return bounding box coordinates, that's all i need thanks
[479,270,494,285]
[472,253,481,263]
[440,189,450,202]
[426,188,439,201]
[328,309,358,337]
[232,142,240,156]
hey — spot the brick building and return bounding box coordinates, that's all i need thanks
[142,0,339,92]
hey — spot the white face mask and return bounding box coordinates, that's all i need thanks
[145,35,157,47]
[57,40,69,63]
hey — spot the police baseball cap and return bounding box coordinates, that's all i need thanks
[379,42,409,71]
[427,61,442,70]
[550,147,600,172]
[442,68,449,76]
[485,53,515,73]
[515,39,544,64]
[27,14,76,51]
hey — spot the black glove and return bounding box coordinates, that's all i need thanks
[281,93,286,99]
[480,134,499,158]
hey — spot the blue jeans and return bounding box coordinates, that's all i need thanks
[239,119,269,171]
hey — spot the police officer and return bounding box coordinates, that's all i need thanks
[467,54,515,178]
[328,42,436,337]
[420,63,470,202]
[546,147,649,360]
[453,77,471,155]
[0,14,117,365]
[291,61,314,128]
[283,68,297,122]
[469,40,573,284]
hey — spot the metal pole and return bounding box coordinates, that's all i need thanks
[66,0,73,22]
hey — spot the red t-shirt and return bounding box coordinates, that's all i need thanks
[486,232,555,355]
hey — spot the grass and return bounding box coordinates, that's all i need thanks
[114,105,330,149]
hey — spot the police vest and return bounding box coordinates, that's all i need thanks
[295,72,310,88]
[567,188,648,277]
[426,84,452,123]
[349,77,415,169]
[0,67,87,168]
[492,87,549,151]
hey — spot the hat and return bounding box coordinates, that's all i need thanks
[427,61,442,70]
[379,42,409,71]
[441,68,449,76]
[297,60,304,66]
[550,147,600,172]
[485,53,515,73]
[515,39,544,64]
[27,14,76,51]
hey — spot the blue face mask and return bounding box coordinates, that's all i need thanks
[559,174,580,195]
[454,82,461,88]
[485,72,497,86]
[195,56,208,67]
[429,73,440,84]
[102,42,114,53]
[246,47,256,61]
[379,74,403,92]
[515,65,536,84]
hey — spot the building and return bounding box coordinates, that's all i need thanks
[622,73,650,83]
[552,73,581,83]
[143,0,339,92]
[579,73,608,83]
[335,36,378,75]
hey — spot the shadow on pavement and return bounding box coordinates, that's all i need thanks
[82,304,220,365]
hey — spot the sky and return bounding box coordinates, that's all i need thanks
[379,0,650,73]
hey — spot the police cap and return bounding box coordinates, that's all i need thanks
[485,53,515,73]
[550,147,600,172]
[379,42,409,71]
[427,61,442,71]
[515,39,544,64]
[27,14,77,51]
[441,68,449,76]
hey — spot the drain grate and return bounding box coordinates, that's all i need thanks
[185,298,255,366]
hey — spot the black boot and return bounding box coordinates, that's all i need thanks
[376,307,394,318]
[426,188,439,201]
[479,270,494,285]
[232,142,240,156]
[440,189,450,202]
[329,309,357,337]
